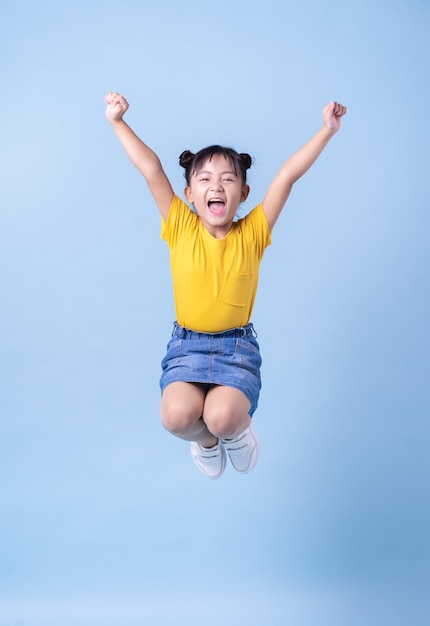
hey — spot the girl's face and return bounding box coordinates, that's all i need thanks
[184,154,250,239]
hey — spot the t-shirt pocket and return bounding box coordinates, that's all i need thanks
[219,271,253,307]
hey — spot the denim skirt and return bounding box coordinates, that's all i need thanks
[160,321,262,416]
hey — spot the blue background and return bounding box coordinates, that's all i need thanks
[1,1,429,624]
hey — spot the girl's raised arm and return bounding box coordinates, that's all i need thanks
[262,101,347,230]
[105,92,174,220]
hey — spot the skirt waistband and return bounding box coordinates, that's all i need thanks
[172,321,257,339]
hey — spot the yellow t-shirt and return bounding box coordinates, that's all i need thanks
[161,195,272,333]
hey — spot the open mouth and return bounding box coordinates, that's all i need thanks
[208,199,226,215]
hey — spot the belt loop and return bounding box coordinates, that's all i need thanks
[172,321,182,338]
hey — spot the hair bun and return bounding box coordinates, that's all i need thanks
[179,150,195,169]
[239,152,253,170]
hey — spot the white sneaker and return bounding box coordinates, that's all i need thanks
[222,424,260,474]
[190,440,227,479]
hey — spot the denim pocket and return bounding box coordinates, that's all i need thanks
[235,337,262,373]
[161,338,183,373]
[166,338,183,355]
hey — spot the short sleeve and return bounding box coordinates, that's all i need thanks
[160,195,198,247]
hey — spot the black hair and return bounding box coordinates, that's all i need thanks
[179,145,252,186]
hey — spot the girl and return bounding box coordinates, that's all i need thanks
[105,92,346,479]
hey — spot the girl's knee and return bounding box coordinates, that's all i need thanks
[160,399,199,436]
[204,406,248,440]
[203,389,251,439]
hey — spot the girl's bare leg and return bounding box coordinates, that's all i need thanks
[160,382,217,447]
[161,383,258,477]
[202,386,251,439]
[203,386,259,474]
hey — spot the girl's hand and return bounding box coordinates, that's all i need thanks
[105,92,129,122]
[323,101,347,133]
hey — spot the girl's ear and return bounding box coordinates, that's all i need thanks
[184,186,193,203]
[241,184,250,202]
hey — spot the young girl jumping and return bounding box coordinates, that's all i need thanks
[105,92,346,479]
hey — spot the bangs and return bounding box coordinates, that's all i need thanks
[190,146,239,178]
[179,145,252,185]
